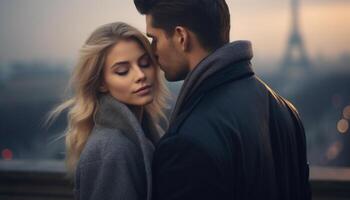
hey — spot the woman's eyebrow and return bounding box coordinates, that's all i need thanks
[111,61,129,68]
[138,53,148,61]
[110,53,148,68]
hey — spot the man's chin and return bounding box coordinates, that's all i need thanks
[164,72,182,82]
[162,66,188,82]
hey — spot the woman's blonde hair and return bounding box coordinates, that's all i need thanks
[49,22,169,175]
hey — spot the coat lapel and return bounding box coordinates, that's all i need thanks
[94,94,154,200]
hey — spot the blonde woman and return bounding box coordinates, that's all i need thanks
[50,22,168,200]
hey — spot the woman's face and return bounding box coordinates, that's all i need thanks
[101,39,156,106]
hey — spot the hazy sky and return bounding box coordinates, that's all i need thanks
[0,0,349,68]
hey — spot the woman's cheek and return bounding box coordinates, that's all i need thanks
[106,76,132,102]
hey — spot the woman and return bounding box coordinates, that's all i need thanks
[50,22,169,200]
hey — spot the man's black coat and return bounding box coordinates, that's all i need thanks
[152,41,311,200]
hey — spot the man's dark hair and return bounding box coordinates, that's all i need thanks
[134,0,230,51]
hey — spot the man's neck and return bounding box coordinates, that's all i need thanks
[188,47,210,71]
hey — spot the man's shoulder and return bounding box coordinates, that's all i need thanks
[178,76,261,129]
[196,74,266,110]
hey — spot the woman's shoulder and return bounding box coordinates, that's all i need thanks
[78,126,139,167]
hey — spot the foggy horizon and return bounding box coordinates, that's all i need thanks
[0,0,350,73]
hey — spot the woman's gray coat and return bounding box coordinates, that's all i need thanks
[74,95,156,200]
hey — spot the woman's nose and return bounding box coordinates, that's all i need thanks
[135,67,147,83]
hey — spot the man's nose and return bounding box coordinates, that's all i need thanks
[151,41,157,53]
[154,54,159,62]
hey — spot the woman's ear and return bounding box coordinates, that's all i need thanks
[174,26,190,52]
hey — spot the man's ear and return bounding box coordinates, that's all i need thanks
[174,26,190,52]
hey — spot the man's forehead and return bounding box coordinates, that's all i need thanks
[146,14,152,24]
[145,15,154,33]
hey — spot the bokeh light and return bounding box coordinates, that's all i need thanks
[337,119,349,134]
[343,105,350,119]
[326,141,343,161]
[1,148,13,160]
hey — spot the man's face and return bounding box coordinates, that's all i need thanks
[145,15,189,81]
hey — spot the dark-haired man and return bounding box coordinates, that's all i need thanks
[134,0,311,199]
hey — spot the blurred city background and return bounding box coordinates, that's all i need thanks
[0,0,350,178]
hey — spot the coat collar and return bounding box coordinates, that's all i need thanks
[170,40,254,124]
[94,94,155,200]
[95,94,143,143]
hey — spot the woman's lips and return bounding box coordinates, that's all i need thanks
[134,85,152,96]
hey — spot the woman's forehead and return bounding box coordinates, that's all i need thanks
[108,40,146,62]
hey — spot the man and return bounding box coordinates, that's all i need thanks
[134,0,311,199]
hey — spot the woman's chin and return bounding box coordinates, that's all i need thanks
[142,97,154,106]
[131,95,154,106]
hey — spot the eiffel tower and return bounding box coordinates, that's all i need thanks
[281,0,310,73]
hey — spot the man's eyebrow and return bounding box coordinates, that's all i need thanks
[138,53,148,61]
[146,33,154,38]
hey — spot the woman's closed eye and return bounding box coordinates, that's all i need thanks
[114,65,129,76]
[138,55,151,68]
